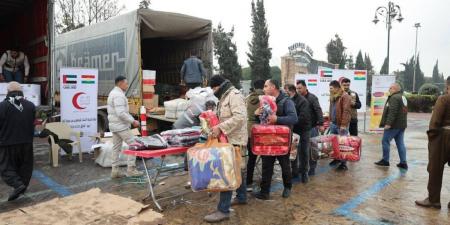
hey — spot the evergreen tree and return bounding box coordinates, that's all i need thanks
[364,53,374,106]
[380,57,389,74]
[326,34,346,69]
[364,54,373,72]
[413,54,425,92]
[139,0,151,9]
[213,24,242,89]
[247,0,272,82]
[432,60,445,91]
[355,50,366,70]
[400,57,415,91]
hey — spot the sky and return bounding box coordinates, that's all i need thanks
[119,0,450,78]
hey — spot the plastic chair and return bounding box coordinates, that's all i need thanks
[45,122,83,167]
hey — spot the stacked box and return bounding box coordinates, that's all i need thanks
[142,70,157,109]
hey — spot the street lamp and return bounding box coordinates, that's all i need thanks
[413,23,421,92]
[373,1,404,74]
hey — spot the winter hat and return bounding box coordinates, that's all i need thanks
[209,75,226,88]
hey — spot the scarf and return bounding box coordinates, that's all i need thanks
[214,80,232,100]
[6,91,24,112]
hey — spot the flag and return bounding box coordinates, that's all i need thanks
[320,70,333,78]
[63,75,77,84]
[308,79,318,86]
[81,75,95,84]
[354,71,366,80]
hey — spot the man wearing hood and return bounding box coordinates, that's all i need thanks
[246,79,265,190]
[204,75,248,223]
[0,82,35,201]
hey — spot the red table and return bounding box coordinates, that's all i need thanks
[123,147,189,211]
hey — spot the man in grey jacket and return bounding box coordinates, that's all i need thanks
[107,76,143,178]
[180,55,205,89]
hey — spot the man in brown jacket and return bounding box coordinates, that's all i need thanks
[416,76,450,209]
[204,75,248,223]
[328,80,352,170]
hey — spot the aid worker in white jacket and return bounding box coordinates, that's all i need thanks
[107,76,143,178]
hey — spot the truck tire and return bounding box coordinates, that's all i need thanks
[98,110,109,133]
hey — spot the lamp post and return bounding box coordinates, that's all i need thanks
[413,23,421,92]
[373,2,404,74]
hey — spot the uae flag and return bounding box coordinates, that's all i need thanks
[81,75,96,84]
[354,71,366,80]
[63,75,77,84]
[320,70,333,77]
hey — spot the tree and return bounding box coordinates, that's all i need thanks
[270,66,281,83]
[380,57,389,75]
[326,34,346,69]
[242,67,251,80]
[419,83,440,96]
[345,54,354,70]
[432,60,445,91]
[413,54,425,92]
[355,50,366,70]
[213,24,242,89]
[139,0,151,9]
[363,53,374,106]
[247,0,272,82]
[56,0,124,33]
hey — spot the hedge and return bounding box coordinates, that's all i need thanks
[405,94,438,113]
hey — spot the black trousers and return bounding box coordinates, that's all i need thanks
[349,119,358,136]
[260,154,292,194]
[0,143,34,189]
[246,139,257,185]
[291,130,311,177]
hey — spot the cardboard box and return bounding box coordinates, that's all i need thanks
[143,70,156,85]
[143,85,155,93]
[144,94,159,108]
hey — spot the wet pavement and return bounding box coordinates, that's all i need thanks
[0,113,449,225]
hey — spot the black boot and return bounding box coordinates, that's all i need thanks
[8,185,26,201]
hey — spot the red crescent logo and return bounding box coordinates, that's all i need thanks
[72,92,86,110]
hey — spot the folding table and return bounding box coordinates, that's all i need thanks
[123,147,189,211]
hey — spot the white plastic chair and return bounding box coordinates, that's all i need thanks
[45,122,82,167]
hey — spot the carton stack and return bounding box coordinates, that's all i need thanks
[142,70,158,109]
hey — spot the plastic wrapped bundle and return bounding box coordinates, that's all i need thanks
[310,135,338,161]
[133,134,168,150]
[332,136,362,162]
[173,87,218,129]
[251,125,291,156]
[199,110,228,143]
[290,133,300,161]
[161,128,202,147]
[259,95,277,125]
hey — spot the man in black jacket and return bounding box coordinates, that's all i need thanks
[0,82,36,201]
[341,78,362,136]
[254,80,298,200]
[296,80,324,175]
[285,84,312,183]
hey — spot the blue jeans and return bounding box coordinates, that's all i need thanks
[382,128,407,164]
[3,70,24,83]
[218,171,246,214]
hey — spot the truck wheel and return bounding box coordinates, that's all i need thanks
[98,110,109,133]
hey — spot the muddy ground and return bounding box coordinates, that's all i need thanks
[0,113,449,225]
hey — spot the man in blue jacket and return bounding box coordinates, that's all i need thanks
[180,54,206,89]
[254,79,298,200]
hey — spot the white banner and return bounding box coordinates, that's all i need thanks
[60,67,98,153]
[317,68,368,113]
[369,75,396,132]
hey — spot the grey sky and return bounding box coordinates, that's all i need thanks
[120,0,450,78]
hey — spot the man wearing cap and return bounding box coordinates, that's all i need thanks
[203,75,247,223]
[0,47,30,83]
[0,82,35,201]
